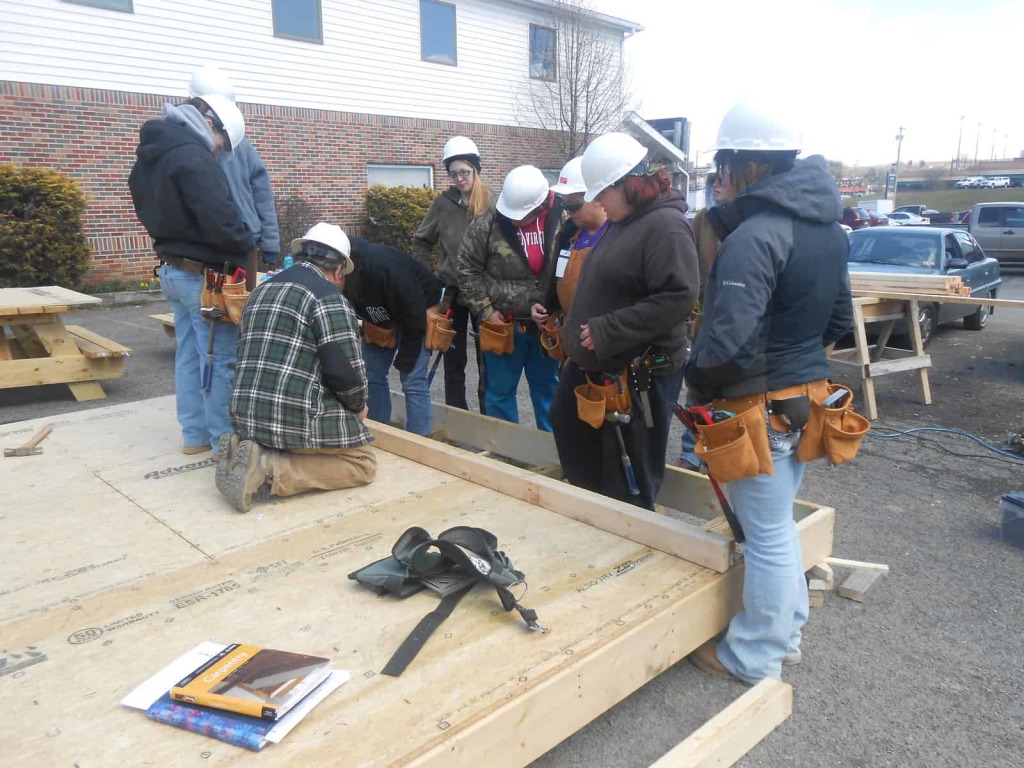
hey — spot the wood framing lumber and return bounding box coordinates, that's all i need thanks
[851,291,1024,309]
[808,592,826,608]
[838,569,884,602]
[807,578,830,592]
[150,312,176,337]
[370,422,737,572]
[648,679,793,768]
[825,557,890,572]
[64,325,133,358]
[0,354,123,389]
[809,562,835,588]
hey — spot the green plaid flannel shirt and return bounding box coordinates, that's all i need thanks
[231,263,372,450]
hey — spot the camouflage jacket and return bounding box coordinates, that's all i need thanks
[456,200,565,320]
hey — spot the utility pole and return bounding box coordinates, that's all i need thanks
[991,128,997,161]
[950,114,958,171]
[974,122,981,168]
[1005,133,1009,160]
[891,126,905,201]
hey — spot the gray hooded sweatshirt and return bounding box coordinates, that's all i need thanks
[685,155,853,399]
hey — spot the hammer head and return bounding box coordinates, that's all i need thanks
[605,411,631,425]
[200,306,227,321]
[4,446,41,457]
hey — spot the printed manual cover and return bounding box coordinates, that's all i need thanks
[170,643,332,720]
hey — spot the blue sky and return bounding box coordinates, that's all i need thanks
[594,0,1024,168]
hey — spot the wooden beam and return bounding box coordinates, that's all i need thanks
[852,290,1024,309]
[649,679,793,768]
[370,423,737,572]
[825,557,890,572]
[0,355,123,390]
[837,569,884,602]
[64,325,133,358]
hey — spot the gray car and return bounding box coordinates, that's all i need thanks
[967,202,1024,263]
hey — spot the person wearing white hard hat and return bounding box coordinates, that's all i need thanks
[457,164,565,429]
[412,136,491,413]
[684,100,855,685]
[218,223,376,513]
[129,93,254,460]
[534,156,608,361]
[188,65,281,270]
[551,132,699,510]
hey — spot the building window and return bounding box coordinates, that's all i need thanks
[367,165,434,189]
[529,24,556,80]
[272,0,323,43]
[61,0,133,11]
[421,0,457,66]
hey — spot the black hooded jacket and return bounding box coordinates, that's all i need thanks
[344,238,444,373]
[128,119,254,268]
[685,155,853,399]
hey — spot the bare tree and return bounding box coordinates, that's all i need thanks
[516,0,632,161]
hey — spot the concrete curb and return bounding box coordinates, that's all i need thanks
[95,289,166,306]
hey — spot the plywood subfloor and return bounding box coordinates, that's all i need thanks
[0,398,834,767]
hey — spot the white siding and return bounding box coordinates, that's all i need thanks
[0,0,625,127]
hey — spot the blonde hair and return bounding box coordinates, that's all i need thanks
[466,175,491,221]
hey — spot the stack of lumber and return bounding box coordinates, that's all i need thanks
[849,272,970,296]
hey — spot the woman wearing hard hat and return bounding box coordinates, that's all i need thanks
[457,165,565,430]
[533,156,609,352]
[683,100,856,685]
[412,136,491,413]
[551,132,699,510]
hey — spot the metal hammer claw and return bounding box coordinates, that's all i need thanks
[4,425,53,457]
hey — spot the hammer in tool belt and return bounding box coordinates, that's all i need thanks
[4,425,53,458]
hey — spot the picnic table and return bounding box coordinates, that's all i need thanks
[0,286,132,401]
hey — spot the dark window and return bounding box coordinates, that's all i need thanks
[954,232,983,262]
[976,207,1000,226]
[272,0,323,43]
[61,0,133,10]
[530,24,557,80]
[421,0,457,66]
[1005,206,1024,228]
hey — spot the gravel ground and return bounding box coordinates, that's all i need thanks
[2,271,1022,767]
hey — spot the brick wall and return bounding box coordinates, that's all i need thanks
[0,81,568,284]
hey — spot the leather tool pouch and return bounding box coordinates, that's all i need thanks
[796,383,868,465]
[574,372,632,429]
[425,306,456,352]
[479,318,514,355]
[694,405,774,483]
[200,269,237,323]
[364,321,398,348]
[220,279,249,325]
[540,316,568,363]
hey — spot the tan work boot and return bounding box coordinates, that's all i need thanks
[221,440,272,513]
[689,641,747,684]
[183,443,211,455]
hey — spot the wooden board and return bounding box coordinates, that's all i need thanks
[0,398,835,767]
[151,312,176,338]
[0,285,101,313]
[65,325,134,358]
[851,290,1024,309]
[837,570,884,602]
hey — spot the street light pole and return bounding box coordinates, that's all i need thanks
[991,128,997,161]
[955,115,964,171]
[974,122,981,168]
[892,126,905,201]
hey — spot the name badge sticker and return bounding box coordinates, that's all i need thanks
[556,250,571,278]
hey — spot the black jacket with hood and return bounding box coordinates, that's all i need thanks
[684,155,853,399]
[563,194,698,373]
[344,238,444,373]
[128,105,254,269]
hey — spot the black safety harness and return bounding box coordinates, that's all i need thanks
[348,526,546,676]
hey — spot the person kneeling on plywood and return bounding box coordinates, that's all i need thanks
[217,223,377,513]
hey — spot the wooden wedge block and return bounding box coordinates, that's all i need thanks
[808,562,834,588]
[807,578,830,592]
[837,569,884,602]
[825,556,890,573]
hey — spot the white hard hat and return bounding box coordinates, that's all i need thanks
[581,132,648,202]
[291,222,354,275]
[198,93,245,151]
[714,99,802,152]
[496,165,550,220]
[442,136,480,163]
[188,64,236,102]
[550,157,587,195]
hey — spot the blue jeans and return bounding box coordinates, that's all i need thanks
[482,326,559,431]
[680,429,700,467]
[362,341,432,436]
[716,436,809,684]
[160,264,238,449]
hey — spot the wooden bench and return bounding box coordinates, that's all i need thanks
[150,312,175,338]
[65,325,133,359]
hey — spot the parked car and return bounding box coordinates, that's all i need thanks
[888,211,931,226]
[867,210,888,227]
[841,206,870,230]
[964,202,1024,263]
[955,177,986,189]
[892,205,939,216]
[848,227,1001,346]
[980,176,1012,189]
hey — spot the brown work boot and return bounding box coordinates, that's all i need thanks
[220,440,272,513]
[689,641,747,684]
[214,432,239,488]
[183,443,211,456]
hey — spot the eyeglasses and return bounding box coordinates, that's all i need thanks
[715,166,730,184]
[562,201,585,213]
[448,169,474,180]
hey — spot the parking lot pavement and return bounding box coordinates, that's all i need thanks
[2,273,1022,766]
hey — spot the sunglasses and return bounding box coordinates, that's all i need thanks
[448,169,474,179]
[562,200,585,213]
[715,166,730,183]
